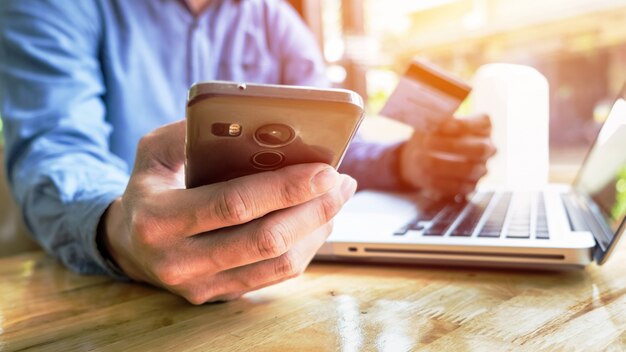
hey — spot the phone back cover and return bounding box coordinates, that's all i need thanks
[186,95,363,188]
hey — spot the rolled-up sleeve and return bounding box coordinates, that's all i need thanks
[0,1,128,277]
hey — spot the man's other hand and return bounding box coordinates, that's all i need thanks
[100,120,357,304]
[399,113,496,198]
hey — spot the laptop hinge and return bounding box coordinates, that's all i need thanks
[567,190,614,258]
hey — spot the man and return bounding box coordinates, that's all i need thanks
[0,0,494,304]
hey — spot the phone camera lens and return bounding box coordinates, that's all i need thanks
[254,124,295,147]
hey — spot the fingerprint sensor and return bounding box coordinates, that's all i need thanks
[251,151,285,169]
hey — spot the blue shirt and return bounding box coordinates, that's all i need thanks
[0,0,403,278]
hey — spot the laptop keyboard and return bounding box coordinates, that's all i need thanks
[478,192,512,237]
[450,192,494,237]
[505,193,532,238]
[422,202,467,236]
[396,191,550,240]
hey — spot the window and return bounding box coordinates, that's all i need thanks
[323,0,626,177]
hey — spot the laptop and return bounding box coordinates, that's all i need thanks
[318,84,626,269]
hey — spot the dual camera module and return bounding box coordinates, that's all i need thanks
[212,122,296,169]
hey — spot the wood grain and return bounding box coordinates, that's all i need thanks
[1,241,626,351]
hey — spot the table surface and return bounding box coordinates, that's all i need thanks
[2,245,626,352]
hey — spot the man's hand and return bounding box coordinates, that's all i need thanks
[100,120,357,304]
[399,113,496,198]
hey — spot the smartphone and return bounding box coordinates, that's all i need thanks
[185,81,365,188]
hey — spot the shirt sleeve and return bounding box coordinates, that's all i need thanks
[268,1,410,190]
[0,1,129,278]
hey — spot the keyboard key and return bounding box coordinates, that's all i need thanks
[409,222,425,231]
[478,192,512,238]
[423,203,466,236]
[393,224,410,236]
[393,208,441,235]
[477,231,501,238]
[450,192,494,237]
[507,231,531,239]
[392,220,426,236]
[506,193,531,239]
[535,193,550,239]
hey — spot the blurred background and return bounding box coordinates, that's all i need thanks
[2,0,625,176]
[289,0,626,178]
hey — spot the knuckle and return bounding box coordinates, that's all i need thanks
[254,221,290,258]
[183,284,222,305]
[153,262,184,286]
[317,194,342,224]
[480,141,494,157]
[465,163,477,176]
[232,276,255,292]
[461,182,476,194]
[131,208,159,246]
[468,166,480,179]
[280,178,310,205]
[136,134,153,153]
[482,115,492,127]
[184,291,208,305]
[135,134,160,163]
[274,252,301,278]
[216,187,252,223]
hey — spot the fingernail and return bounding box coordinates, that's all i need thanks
[310,167,339,194]
[340,176,358,199]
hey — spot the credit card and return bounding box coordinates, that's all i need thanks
[379,59,471,132]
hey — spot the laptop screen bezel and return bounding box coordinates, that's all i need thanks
[573,83,626,265]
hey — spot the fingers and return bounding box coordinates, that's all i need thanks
[399,113,495,195]
[155,175,356,284]
[137,163,345,238]
[418,152,487,181]
[400,134,487,196]
[438,114,491,137]
[179,223,333,305]
[215,175,356,268]
[423,134,496,162]
[419,175,478,196]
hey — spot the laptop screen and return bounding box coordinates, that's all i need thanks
[574,85,626,241]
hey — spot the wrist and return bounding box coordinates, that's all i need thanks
[98,198,144,281]
[397,141,419,190]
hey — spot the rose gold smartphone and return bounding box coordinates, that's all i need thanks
[185,81,364,188]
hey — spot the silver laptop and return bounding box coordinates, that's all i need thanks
[318,84,626,270]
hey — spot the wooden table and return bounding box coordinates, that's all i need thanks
[2,244,626,352]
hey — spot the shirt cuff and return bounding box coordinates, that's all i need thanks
[340,138,414,191]
[70,189,130,282]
